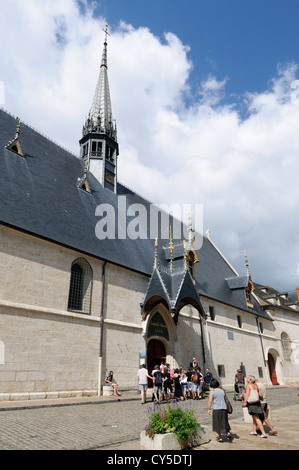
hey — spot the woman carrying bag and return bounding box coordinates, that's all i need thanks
[243,376,267,438]
[208,378,232,442]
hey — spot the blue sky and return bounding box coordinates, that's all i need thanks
[95,0,299,102]
[1,0,299,292]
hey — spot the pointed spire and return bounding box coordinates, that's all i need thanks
[83,24,117,140]
[241,249,251,277]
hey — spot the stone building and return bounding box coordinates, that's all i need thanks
[253,284,299,386]
[0,32,298,401]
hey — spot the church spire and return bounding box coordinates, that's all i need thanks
[83,25,116,140]
[79,25,119,192]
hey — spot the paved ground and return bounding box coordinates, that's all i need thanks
[0,386,298,451]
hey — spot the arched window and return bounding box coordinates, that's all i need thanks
[67,258,93,314]
[281,332,292,361]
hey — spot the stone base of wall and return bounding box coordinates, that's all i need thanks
[0,390,97,402]
[0,385,140,402]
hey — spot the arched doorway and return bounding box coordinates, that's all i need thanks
[147,339,166,381]
[268,353,278,385]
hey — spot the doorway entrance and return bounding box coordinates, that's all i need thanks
[268,353,278,385]
[147,339,166,383]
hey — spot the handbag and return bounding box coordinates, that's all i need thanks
[247,386,260,404]
[224,393,233,414]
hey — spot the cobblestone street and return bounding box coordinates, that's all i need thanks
[0,386,298,450]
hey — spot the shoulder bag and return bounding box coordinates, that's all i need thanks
[247,385,260,404]
[224,393,233,414]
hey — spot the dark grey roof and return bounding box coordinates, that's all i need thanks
[0,108,271,320]
[141,262,206,321]
[254,283,299,313]
[226,275,249,290]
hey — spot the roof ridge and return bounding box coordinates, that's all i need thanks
[0,106,78,158]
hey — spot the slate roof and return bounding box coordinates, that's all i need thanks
[0,107,271,320]
[254,283,299,314]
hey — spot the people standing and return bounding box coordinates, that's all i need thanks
[198,367,204,398]
[163,366,173,400]
[243,376,267,438]
[172,368,184,401]
[235,369,245,395]
[192,357,198,368]
[204,367,213,384]
[208,378,231,442]
[137,364,152,404]
[204,367,213,393]
[186,367,195,399]
[152,365,163,404]
[180,368,188,399]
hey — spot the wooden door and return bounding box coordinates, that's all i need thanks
[147,339,166,383]
[268,353,278,385]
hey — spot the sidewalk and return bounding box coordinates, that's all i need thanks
[98,399,299,451]
[0,390,298,450]
[197,403,299,451]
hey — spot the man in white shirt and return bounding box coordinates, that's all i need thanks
[137,364,152,404]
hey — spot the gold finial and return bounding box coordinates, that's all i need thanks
[169,226,174,272]
[169,227,173,253]
[153,237,159,268]
[103,23,110,39]
[183,239,188,268]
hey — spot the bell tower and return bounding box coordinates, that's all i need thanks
[79,25,119,192]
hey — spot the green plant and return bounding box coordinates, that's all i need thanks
[144,401,201,440]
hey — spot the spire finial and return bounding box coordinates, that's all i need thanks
[169,226,174,273]
[15,116,21,139]
[183,239,188,270]
[241,249,251,277]
[103,23,110,42]
[187,211,194,248]
[153,237,159,269]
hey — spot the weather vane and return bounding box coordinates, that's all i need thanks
[241,249,250,276]
[103,23,110,40]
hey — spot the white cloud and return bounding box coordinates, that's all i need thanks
[1,0,299,291]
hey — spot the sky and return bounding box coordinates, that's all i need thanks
[1,0,299,293]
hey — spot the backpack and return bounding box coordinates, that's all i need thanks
[192,373,198,383]
[154,371,163,385]
[236,373,244,383]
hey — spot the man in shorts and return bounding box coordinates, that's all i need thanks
[152,365,164,404]
[137,364,152,404]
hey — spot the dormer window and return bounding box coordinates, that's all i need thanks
[187,249,199,283]
[245,279,254,308]
[6,117,23,156]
